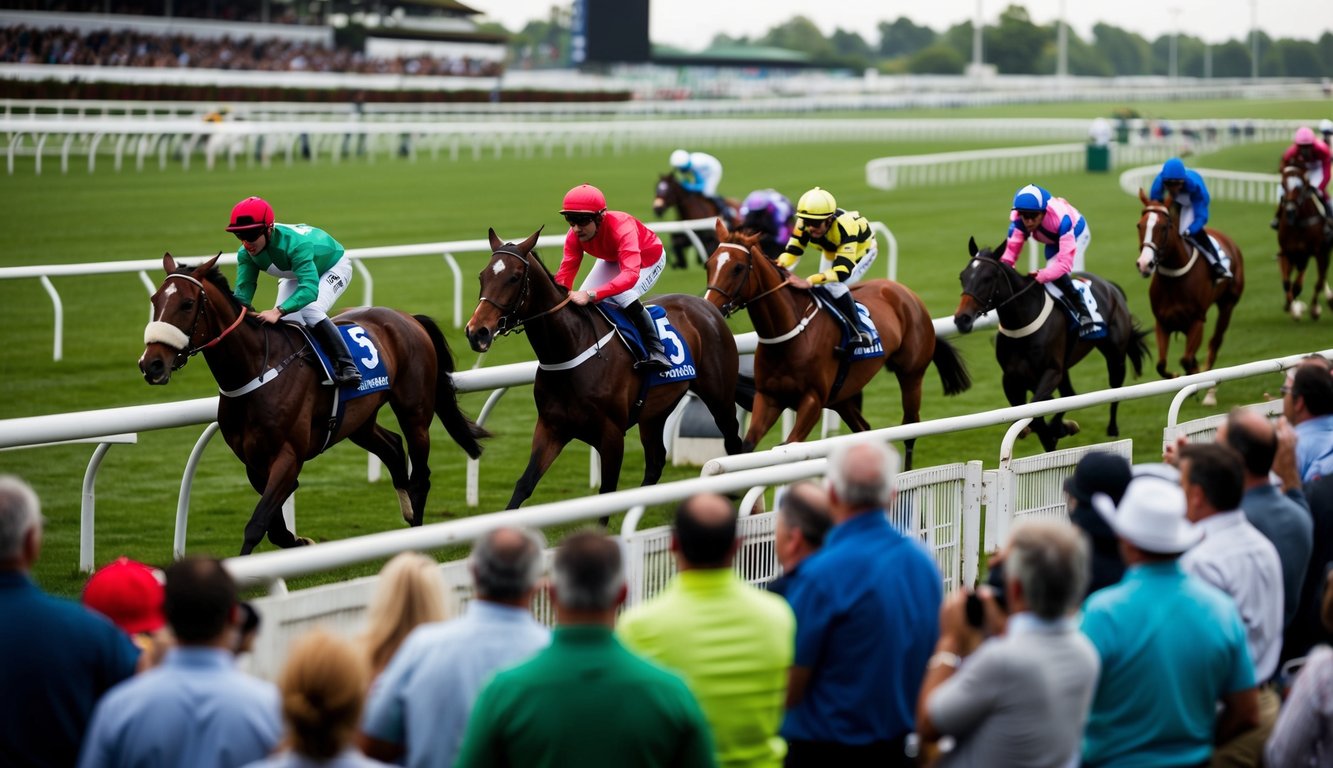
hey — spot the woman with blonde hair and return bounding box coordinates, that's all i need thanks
[359,552,448,678]
[243,629,385,767]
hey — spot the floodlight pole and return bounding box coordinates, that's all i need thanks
[1057,0,1068,78]
[972,0,984,71]
[1249,0,1259,80]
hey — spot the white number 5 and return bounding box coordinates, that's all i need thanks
[346,327,378,368]
[654,317,687,365]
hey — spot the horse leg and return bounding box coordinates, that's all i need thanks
[1030,370,1067,452]
[894,369,926,471]
[639,410,670,487]
[743,393,785,453]
[1293,261,1309,320]
[698,391,745,455]
[349,424,415,524]
[595,428,626,527]
[1054,376,1081,441]
[1279,253,1295,313]
[1101,340,1129,437]
[507,420,570,510]
[1179,319,1205,376]
[1154,323,1175,379]
[242,448,303,555]
[782,395,828,444]
[1002,375,1043,444]
[1203,300,1238,374]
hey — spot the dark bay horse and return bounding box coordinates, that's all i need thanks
[139,253,487,554]
[704,222,971,469]
[465,227,743,510]
[1277,165,1332,319]
[953,238,1149,452]
[1135,190,1244,396]
[652,173,739,269]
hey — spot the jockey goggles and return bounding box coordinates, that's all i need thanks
[563,213,597,226]
[233,227,266,243]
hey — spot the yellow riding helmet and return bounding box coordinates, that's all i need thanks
[796,187,838,219]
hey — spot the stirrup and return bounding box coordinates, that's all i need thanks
[333,363,362,386]
[635,353,671,372]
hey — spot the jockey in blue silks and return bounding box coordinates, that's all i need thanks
[1149,157,1229,281]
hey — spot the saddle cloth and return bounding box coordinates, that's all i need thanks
[809,287,885,361]
[596,304,698,384]
[298,322,391,399]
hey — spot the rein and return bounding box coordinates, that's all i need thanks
[479,247,573,336]
[160,273,248,369]
[705,242,795,317]
[965,257,1041,315]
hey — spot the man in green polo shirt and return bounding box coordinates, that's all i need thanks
[455,530,716,768]
[619,493,795,768]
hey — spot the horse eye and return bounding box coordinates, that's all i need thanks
[180,299,194,311]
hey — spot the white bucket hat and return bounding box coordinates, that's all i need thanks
[1092,471,1201,554]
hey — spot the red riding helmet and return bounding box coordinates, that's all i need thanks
[225,196,275,232]
[559,184,608,215]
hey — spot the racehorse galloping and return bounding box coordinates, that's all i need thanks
[953,238,1149,452]
[465,227,743,510]
[705,222,971,469]
[1276,165,1332,319]
[139,254,487,555]
[652,173,738,269]
[1135,189,1244,386]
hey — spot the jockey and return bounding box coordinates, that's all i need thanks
[1273,125,1333,232]
[226,196,361,386]
[669,149,729,219]
[555,183,671,372]
[738,188,794,251]
[1003,184,1103,340]
[778,187,878,350]
[1150,157,1229,282]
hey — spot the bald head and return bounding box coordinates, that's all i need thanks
[1220,408,1277,479]
[674,493,738,569]
[471,525,546,602]
[827,440,899,515]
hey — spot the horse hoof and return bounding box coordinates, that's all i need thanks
[1315,304,1324,321]
[296,536,315,547]
[1202,388,1218,407]
[1292,300,1307,320]
[1063,420,1080,436]
[1018,426,1032,440]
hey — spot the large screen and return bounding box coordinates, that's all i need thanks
[571,0,651,64]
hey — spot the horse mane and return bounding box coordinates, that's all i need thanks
[171,261,250,316]
[510,243,567,295]
[726,229,763,248]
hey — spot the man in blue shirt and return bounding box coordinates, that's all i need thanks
[782,440,942,768]
[78,557,282,768]
[361,526,551,768]
[1150,157,1230,281]
[0,475,139,768]
[1286,362,1333,484]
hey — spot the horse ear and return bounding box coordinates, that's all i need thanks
[488,227,504,252]
[1138,188,1149,205]
[995,240,1006,258]
[715,217,729,243]
[519,226,543,254]
[968,236,979,257]
[163,252,177,273]
[199,253,221,273]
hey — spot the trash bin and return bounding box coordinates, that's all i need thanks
[1086,144,1110,173]
[1115,119,1131,144]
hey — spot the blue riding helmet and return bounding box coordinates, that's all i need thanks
[1012,184,1051,214]
[1161,157,1187,181]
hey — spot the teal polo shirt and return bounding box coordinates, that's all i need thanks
[1080,561,1255,768]
[619,568,795,768]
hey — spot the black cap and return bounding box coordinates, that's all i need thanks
[1064,452,1133,506]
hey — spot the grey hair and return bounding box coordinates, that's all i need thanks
[0,475,41,561]
[470,526,547,601]
[552,531,625,612]
[826,439,900,509]
[1005,520,1090,619]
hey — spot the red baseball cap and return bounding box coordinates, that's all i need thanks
[83,557,166,635]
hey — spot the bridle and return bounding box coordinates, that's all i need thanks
[152,273,247,371]
[962,255,1038,315]
[477,247,571,336]
[705,242,792,317]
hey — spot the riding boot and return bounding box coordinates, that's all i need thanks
[1054,275,1100,340]
[831,288,871,351]
[626,300,672,372]
[313,318,362,386]
[1188,231,1230,282]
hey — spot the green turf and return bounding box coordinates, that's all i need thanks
[3,98,1329,597]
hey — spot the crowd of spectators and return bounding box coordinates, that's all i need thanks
[0,25,503,76]
[7,355,1333,767]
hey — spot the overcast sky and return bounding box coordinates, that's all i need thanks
[466,0,1332,49]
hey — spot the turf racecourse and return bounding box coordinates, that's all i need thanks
[2,98,1328,597]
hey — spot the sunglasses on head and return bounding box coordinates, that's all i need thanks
[564,214,596,226]
[233,228,266,243]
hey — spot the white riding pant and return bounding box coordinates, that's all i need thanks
[581,256,666,307]
[275,257,353,326]
[818,244,879,287]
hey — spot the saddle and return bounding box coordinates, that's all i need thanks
[593,304,698,384]
[807,287,885,361]
[292,322,388,397]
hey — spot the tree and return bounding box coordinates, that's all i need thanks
[1039,27,1112,76]
[1267,39,1325,77]
[759,16,834,61]
[984,5,1052,75]
[1092,23,1152,76]
[1319,32,1333,73]
[878,17,936,58]
[828,28,874,70]
[908,43,966,74]
[942,21,974,61]
[1210,40,1252,78]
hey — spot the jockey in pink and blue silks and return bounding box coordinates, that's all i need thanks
[1002,184,1103,340]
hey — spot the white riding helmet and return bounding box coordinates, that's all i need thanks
[670,149,690,169]
[1321,118,1333,135]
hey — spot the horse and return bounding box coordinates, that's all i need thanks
[139,253,488,555]
[1135,189,1245,393]
[704,221,971,469]
[953,238,1149,452]
[652,172,739,269]
[464,227,744,511]
[1276,164,1332,319]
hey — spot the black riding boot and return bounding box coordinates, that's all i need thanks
[627,300,672,372]
[1054,275,1098,339]
[830,288,871,351]
[1188,231,1229,281]
[313,318,361,386]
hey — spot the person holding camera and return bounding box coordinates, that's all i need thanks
[916,520,1099,768]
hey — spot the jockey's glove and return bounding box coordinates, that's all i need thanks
[776,253,799,269]
[807,270,837,285]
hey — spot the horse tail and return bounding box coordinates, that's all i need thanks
[932,336,972,396]
[413,314,489,458]
[1126,322,1150,378]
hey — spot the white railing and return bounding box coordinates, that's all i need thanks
[1118,164,1279,204]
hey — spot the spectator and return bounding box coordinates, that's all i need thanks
[1265,566,1333,766]
[619,493,795,768]
[78,556,282,768]
[361,527,550,768]
[1089,117,1113,147]
[1177,443,1283,765]
[454,531,715,767]
[1287,362,1333,483]
[766,480,832,597]
[1290,420,1333,662]
[1219,407,1313,628]
[1063,451,1133,596]
[1081,469,1259,767]
[244,629,386,768]
[782,440,942,768]
[917,520,1099,768]
[234,600,261,657]
[358,551,447,679]
[83,556,173,672]
[0,475,138,768]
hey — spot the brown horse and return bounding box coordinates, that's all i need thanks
[139,254,487,554]
[953,238,1150,452]
[465,227,743,511]
[1277,165,1332,319]
[1135,190,1245,387]
[704,221,971,469]
[652,172,739,269]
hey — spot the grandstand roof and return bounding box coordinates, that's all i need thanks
[390,0,484,15]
